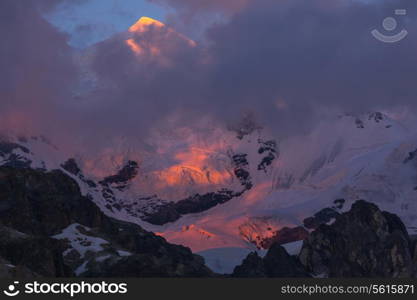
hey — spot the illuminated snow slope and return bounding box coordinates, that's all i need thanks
[3,111,417,273]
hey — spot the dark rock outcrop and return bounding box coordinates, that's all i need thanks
[0,141,32,168]
[233,244,309,278]
[0,223,71,277]
[0,256,38,278]
[105,148,257,226]
[333,198,345,210]
[0,166,213,278]
[232,153,252,189]
[368,112,384,123]
[61,158,97,188]
[0,141,30,155]
[61,158,81,176]
[99,161,139,190]
[232,252,266,277]
[140,190,242,225]
[404,149,417,164]
[303,208,340,230]
[2,161,416,278]
[175,190,237,215]
[234,200,417,278]
[299,200,415,277]
[257,140,278,172]
[139,152,254,225]
[0,167,108,236]
[83,248,209,278]
[140,202,181,226]
[260,226,309,249]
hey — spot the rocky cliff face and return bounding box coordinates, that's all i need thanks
[135,151,255,225]
[0,166,212,278]
[233,200,417,278]
[2,149,417,278]
[299,200,415,278]
[0,223,71,277]
[232,244,309,278]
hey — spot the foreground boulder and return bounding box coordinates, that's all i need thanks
[299,200,415,277]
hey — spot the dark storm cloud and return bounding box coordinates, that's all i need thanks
[148,0,250,39]
[2,0,417,150]
[88,0,417,138]
[149,0,249,15]
[0,0,78,136]
[81,22,208,142]
[203,0,417,133]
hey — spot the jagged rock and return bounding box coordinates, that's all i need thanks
[140,190,239,225]
[99,161,139,190]
[299,200,415,277]
[303,208,340,230]
[140,202,180,225]
[0,223,72,277]
[233,244,309,278]
[0,141,32,168]
[404,149,417,164]
[260,226,309,249]
[133,151,254,225]
[61,158,81,175]
[355,118,365,129]
[257,140,278,172]
[333,199,345,210]
[368,112,384,123]
[83,250,210,278]
[0,167,107,236]
[348,112,390,129]
[236,200,417,278]
[62,249,83,271]
[232,153,253,189]
[232,252,266,277]
[0,256,39,278]
[263,244,310,277]
[61,158,98,188]
[0,166,213,278]
[0,141,30,155]
[175,190,236,215]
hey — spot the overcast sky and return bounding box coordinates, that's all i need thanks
[1,0,416,154]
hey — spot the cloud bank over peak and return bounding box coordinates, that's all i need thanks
[2,0,417,155]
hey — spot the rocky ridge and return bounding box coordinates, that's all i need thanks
[233,200,417,278]
[0,166,212,278]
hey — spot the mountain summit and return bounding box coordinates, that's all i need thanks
[128,17,165,34]
[125,16,196,57]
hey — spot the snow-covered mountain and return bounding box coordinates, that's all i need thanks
[4,16,417,274]
[2,109,417,273]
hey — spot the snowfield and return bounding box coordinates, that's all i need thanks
[2,110,417,273]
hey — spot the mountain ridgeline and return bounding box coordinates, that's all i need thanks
[2,110,417,278]
[0,166,212,277]
[1,159,417,277]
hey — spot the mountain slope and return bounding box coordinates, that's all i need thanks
[233,200,417,278]
[2,111,417,274]
[0,166,212,277]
